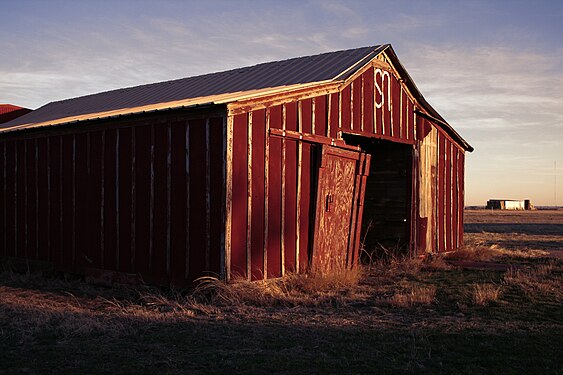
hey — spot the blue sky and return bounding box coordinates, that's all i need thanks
[1,0,562,205]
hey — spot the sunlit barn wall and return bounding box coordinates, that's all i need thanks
[226,60,467,281]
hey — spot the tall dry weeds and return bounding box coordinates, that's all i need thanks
[191,265,366,308]
[451,240,550,261]
[388,285,436,308]
[471,283,502,306]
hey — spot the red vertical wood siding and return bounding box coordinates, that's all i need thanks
[362,69,374,134]
[25,139,37,260]
[314,96,327,137]
[251,109,266,280]
[299,143,311,270]
[209,117,224,276]
[437,131,445,252]
[231,114,248,278]
[74,134,88,268]
[284,139,298,272]
[88,132,104,269]
[133,126,151,277]
[352,76,362,131]
[16,141,26,259]
[7,141,16,258]
[267,106,283,278]
[408,100,415,140]
[103,130,117,271]
[0,144,4,257]
[299,100,311,133]
[169,121,187,284]
[341,86,351,131]
[329,93,339,139]
[445,139,452,251]
[400,90,408,140]
[451,147,458,250]
[152,125,168,280]
[375,70,383,135]
[49,137,62,264]
[269,105,282,130]
[1,112,226,286]
[188,119,207,280]
[267,136,282,278]
[36,139,49,262]
[286,101,298,132]
[459,152,465,245]
[391,76,401,138]
[118,128,132,273]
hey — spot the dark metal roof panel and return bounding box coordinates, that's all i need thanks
[4,45,383,128]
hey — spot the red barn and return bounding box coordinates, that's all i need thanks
[0,44,472,285]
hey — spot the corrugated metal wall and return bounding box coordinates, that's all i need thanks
[0,114,225,285]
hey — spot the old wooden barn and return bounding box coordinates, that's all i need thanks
[0,44,472,285]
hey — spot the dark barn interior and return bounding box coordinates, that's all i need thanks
[344,135,412,258]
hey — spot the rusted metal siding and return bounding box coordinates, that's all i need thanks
[0,112,226,285]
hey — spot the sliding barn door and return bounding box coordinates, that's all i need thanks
[312,145,370,273]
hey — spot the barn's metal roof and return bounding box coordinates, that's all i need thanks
[2,45,384,130]
[0,44,472,151]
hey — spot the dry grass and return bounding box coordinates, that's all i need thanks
[192,265,365,308]
[388,285,436,307]
[503,261,562,302]
[447,240,550,262]
[1,210,562,374]
[471,283,502,306]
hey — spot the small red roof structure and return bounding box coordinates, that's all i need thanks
[0,104,32,125]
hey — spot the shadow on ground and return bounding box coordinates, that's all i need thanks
[465,223,563,236]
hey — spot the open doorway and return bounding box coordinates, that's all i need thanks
[343,135,413,260]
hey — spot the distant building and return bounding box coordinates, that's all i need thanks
[486,199,533,210]
[0,104,32,125]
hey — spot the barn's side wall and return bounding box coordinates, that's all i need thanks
[0,110,226,285]
[228,105,318,280]
[416,117,465,254]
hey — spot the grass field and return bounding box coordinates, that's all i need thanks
[1,210,562,374]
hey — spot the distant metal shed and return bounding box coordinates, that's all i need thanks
[0,44,472,285]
